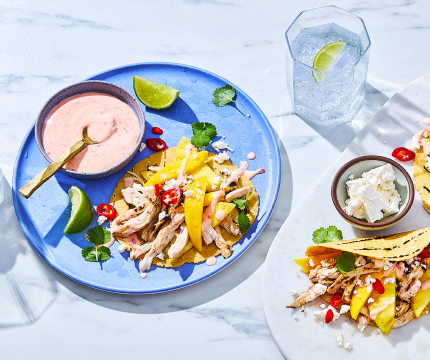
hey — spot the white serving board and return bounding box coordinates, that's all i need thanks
[262,74,430,359]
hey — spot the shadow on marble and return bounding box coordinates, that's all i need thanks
[46,131,293,313]
[297,83,389,152]
[0,180,58,329]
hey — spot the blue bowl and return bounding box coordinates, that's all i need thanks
[35,80,145,179]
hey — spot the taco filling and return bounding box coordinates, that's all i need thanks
[109,137,259,274]
[288,228,430,334]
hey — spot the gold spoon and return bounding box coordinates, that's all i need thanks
[19,127,99,199]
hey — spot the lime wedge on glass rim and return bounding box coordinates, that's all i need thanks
[133,76,180,109]
[312,41,346,83]
[64,186,94,234]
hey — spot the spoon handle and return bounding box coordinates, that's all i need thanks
[19,140,87,199]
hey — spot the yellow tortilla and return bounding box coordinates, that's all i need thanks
[305,227,430,261]
[109,147,259,267]
[413,142,430,213]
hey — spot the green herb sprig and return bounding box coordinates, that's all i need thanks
[212,85,236,107]
[234,188,251,232]
[82,226,112,262]
[312,226,343,244]
[191,122,217,148]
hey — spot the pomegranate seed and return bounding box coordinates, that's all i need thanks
[152,127,163,135]
[325,309,334,324]
[418,247,430,258]
[330,293,342,308]
[373,279,385,294]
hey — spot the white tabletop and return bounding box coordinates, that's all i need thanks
[0,1,427,359]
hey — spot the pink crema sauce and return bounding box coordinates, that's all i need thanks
[201,190,225,232]
[141,272,147,279]
[247,152,256,160]
[42,92,140,173]
[221,161,248,191]
[177,144,194,185]
[424,117,430,126]
[370,298,395,320]
[215,210,225,222]
[206,256,217,266]
[245,168,265,180]
[412,129,428,142]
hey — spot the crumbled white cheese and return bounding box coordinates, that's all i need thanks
[215,152,230,164]
[158,211,166,220]
[405,138,421,152]
[336,332,343,346]
[97,215,108,225]
[348,174,354,180]
[309,259,315,267]
[367,285,373,293]
[118,244,127,253]
[356,279,363,287]
[343,164,401,223]
[358,316,367,332]
[384,277,395,285]
[320,304,326,309]
[339,305,350,314]
[220,168,232,176]
[424,131,429,138]
[139,142,146,152]
[344,343,352,350]
[156,253,164,260]
[212,185,217,190]
[196,188,204,195]
[353,290,358,294]
[290,290,298,297]
[193,154,198,159]
[184,190,194,197]
[163,179,180,191]
[196,195,200,200]
[212,140,233,152]
[368,297,374,303]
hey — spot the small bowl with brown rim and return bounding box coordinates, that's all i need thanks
[331,155,414,230]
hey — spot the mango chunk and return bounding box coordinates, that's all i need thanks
[203,191,225,207]
[211,202,236,228]
[175,137,192,161]
[141,171,154,181]
[411,268,430,318]
[293,252,342,275]
[184,176,207,252]
[192,164,227,191]
[369,272,396,334]
[145,151,208,187]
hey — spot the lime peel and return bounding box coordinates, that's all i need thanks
[312,41,346,83]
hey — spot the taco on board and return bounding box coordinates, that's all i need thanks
[288,228,430,334]
[109,137,259,274]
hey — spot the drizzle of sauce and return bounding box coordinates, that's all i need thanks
[201,190,225,232]
[121,233,141,250]
[221,161,248,191]
[141,272,147,279]
[424,117,430,126]
[247,152,256,160]
[177,144,194,186]
[123,178,134,188]
[122,187,134,204]
[245,168,265,180]
[206,256,217,266]
[215,210,225,222]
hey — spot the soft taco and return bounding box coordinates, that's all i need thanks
[413,138,430,213]
[288,228,430,334]
[109,137,259,273]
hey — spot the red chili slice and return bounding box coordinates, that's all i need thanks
[146,138,167,151]
[373,279,385,294]
[325,309,334,324]
[152,127,163,135]
[96,203,117,221]
[162,188,182,205]
[154,184,161,197]
[392,147,415,161]
[329,293,342,308]
[418,247,430,258]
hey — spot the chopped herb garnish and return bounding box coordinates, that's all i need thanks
[238,211,250,232]
[233,188,251,211]
[212,85,236,107]
[336,252,356,274]
[191,122,217,148]
[82,225,112,262]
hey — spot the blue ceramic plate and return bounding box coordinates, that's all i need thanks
[12,63,281,294]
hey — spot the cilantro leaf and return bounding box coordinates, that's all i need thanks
[312,227,329,244]
[212,85,236,107]
[82,247,98,262]
[336,252,356,274]
[86,225,111,246]
[312,226,343,244]
[238,210,250,232]
[97,246,112,261]
[327,226,343,242]
[233,188,251,211]
[191,122,217,148]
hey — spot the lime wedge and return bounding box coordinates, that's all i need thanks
[64,186,94,234]
[312,41,346,83]
[133,76,179,109]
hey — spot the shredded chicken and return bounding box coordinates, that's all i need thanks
[341,277,358,304]
[214,226,232,258]
[220,215,241,236]
[399,266,424,301]
[225,186,252,202]
[287,284,328,308]
[167,225,189,259]
[392,310,414,329]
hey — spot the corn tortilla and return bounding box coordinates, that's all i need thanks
[109,147,259,267]
[413,141,430,213]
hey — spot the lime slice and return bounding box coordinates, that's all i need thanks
[312,41,346,83]
[133,76,179,109]
[64,186,94,234]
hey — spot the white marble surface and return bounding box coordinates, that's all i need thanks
[263,74,430,360]
[0,1,428,359]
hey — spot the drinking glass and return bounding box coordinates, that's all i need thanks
[285,6,371,124]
